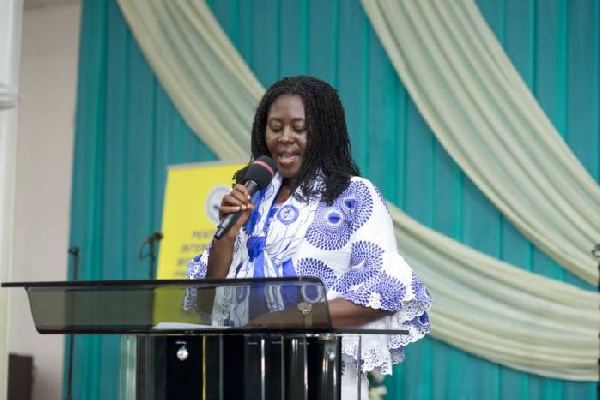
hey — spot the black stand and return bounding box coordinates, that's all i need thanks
[65,247,79,400]
[139,231,163,279]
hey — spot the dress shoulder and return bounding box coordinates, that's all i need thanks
[347,176,387,206]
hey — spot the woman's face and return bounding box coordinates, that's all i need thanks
[265,94,308,180]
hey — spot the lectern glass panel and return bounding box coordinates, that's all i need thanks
[6,277,331,334]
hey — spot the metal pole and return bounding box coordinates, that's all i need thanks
[65,246,79,400]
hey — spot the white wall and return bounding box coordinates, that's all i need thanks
[8,1,80,399]
[1,1,24,398]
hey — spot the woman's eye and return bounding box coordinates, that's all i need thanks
[294,126,306,133]
[269,125,283,132]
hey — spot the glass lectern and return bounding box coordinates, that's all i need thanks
[3,277,407,400]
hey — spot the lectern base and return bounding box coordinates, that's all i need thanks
[133,334,342,400]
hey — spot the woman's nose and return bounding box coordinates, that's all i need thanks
[280,126,294,142]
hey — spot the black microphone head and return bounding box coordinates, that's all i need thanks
[245,156,277,190]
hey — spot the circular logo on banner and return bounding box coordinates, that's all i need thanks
[206,185,231,223]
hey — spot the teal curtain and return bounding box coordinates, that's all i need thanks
[68,0,598,398]
[68,1,217,398]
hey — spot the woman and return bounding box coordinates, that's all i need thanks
[187,76,431,398]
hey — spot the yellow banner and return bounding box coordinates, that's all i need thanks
[157,161,244,280]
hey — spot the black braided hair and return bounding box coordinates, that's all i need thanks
[234,76,361,204]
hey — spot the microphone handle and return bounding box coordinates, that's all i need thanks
[214,180,259,239]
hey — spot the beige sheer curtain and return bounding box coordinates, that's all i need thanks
[390,204,598,380]
[117,0,600,380]
[359,0,600,285]
[117,0,263,160]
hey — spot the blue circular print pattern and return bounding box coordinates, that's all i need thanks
[305,180,374,250]
[335,180,373,232]
[334,240,383,295]
[373,185,387,209]
[335,240,411,310]
[296,257,337,291]
[411,272,432,303]
[304,204,351,250]
[364,274,406,310]
[276,204,299,225]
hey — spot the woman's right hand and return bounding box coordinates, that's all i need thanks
[217,184,254,239]
[206,184,254,278]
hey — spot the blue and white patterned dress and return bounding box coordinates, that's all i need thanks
[187,173,432,375]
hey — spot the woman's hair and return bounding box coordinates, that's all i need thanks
[235,76,360,204]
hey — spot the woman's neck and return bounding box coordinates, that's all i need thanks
[275,181,294,203]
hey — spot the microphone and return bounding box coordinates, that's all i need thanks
[67,246,80,280]
[143,231,163,243]
[214,155,277,240]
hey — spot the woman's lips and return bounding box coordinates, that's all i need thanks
[277,153,299,166]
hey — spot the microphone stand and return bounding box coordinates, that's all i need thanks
[65,246,79,400]
[139,232,163,279]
